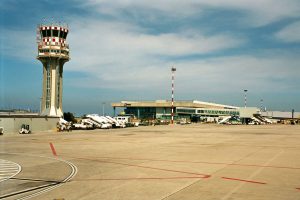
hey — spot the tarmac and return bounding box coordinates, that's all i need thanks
[1,124,300,200]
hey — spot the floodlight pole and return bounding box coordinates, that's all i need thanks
[171,67,176,124]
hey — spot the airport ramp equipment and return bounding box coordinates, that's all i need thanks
[251,117,263,125]
[82,118,101,128]
[105,116,126,128]
[60,118,68,125]
[73,123,88,130]
[86,114,112,129]
[99,116,111,124]
[218,116,232,124]
[264,117,273,124]
[104,116,118,128]
[254,114,272,124]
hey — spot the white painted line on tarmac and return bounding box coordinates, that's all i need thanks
[0,159,22,183]
[0,152,78,200]
[221,150,284,200]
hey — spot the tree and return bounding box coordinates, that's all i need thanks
[63,112,76,123]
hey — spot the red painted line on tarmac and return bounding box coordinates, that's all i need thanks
[65,155,210,179]
[75,176,205,181]
[96,156,300,170]
[49,142,57,156]
[221,177,266,185]
[93,158,211,178]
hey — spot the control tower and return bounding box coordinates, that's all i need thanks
[37,24,70,117]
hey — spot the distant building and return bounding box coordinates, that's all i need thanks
[262,111,300,119]
[0,111,58,133]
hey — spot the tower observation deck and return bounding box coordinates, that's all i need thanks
[37,24,70,117]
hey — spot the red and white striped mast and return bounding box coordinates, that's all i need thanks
[244,89,248,108]
[171,66,176,124]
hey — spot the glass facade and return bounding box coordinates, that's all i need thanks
[176,108,196,114]
[196,109,239,116]
[176,108,239,116]
[125,107,156,119]
[41,29,68,39]
[39,49,69,56]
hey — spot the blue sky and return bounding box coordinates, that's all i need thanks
[0,0,300,115]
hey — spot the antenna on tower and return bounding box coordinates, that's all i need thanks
[36,26,41,44]
[51,16,55,26]
[41,18,48,26]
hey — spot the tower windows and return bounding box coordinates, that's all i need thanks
[46,29,51,37]
[63,32,68,39]
[53,30,59,37]
[40,27,68,39]
[59,31,64,38]
[42,30,47,37]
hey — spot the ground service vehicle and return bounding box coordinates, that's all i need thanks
[19,124,31,134]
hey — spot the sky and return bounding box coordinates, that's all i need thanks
[0,0,300,115]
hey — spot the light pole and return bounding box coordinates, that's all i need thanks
[39,97,42,114]
[260,99,263,112]
[171,66,176,124]
[244,89,248,108]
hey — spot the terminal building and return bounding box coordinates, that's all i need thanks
[112,100,245,121]
[112,100,299,124]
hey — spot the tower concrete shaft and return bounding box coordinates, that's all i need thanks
[37,24,70,117]
[39,58,65,116]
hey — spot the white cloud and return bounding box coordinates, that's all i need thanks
[2,1,299,100]
[275,21,300,43]
[66,17,300,93]
[80,0,300,26]
[56,15,299,94]
[65,51,300,100]
[65,18,244,89]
